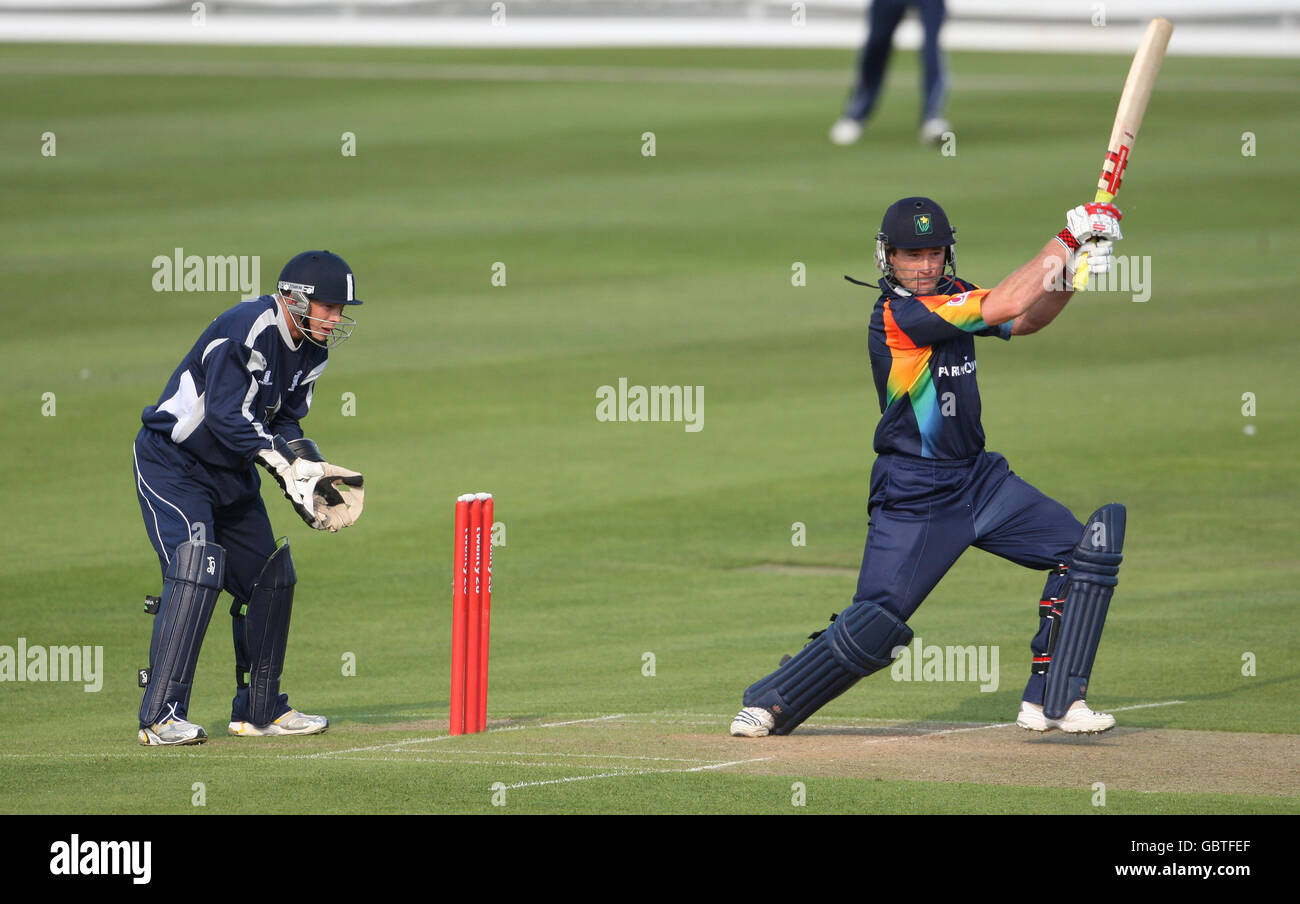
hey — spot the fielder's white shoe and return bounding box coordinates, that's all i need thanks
[919,117,951,145]
[730,706,775,738]
[1016,700,1115,734]
[139,718,207,746]
[229,709,328,737]
[830,117,864,146]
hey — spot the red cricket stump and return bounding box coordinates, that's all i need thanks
[450,492,494,735]
[450,496,471,735]
[478,495,493,732]
[466,497,483,733]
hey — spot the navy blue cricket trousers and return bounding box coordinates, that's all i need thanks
[844,0,946,124]
[132,426,278,601]
[132,427,291,725]
[855,450,1083,703]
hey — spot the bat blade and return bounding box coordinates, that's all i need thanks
[1073,17,1173,290]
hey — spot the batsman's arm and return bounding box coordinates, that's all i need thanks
[1011,292,1073,336]
[980,239,1074,330]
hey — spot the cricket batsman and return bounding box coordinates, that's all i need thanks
[731,197,1127,737]
[132,250,365,745]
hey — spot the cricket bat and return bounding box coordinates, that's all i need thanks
[1073,17,1174,290]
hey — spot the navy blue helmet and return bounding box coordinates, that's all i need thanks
[276,250,361,348]
[875,197,958,288]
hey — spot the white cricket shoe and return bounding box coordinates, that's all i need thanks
[730,706,775,738]
[229,709,328,737]
[919,117,951,145]
[1017,700,1115,734]
[829,117,864,146]
[139,718,207,746]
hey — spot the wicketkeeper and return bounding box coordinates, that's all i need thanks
[732,198,1127,737]
[132,250,365,745]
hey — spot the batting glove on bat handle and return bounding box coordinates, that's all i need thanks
[1055,231,1117,282]
[1065,202,1123,289]
[256,435,328,530]
[1065,202,1124,245]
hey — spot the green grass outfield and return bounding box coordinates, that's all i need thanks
[1,43,1297,816]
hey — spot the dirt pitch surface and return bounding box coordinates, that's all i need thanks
[336,709,1298,798]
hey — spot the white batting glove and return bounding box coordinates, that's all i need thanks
[1075,238,1116,275]
[1065,202,1123,244]
[256,436,327,529]
[1055,202,1123,277]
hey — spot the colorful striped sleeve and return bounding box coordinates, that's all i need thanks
[886,289,998,347]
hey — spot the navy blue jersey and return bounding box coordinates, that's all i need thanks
[142,296,328,470]
[866,276,1011,459]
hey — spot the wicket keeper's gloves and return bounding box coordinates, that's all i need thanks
[257,435,328,530]
[312,463,365,532]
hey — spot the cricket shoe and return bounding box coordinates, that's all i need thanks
[730,706,775,738]
[1016,700,1115,734]
[228,709,328,737]
[829,117,864,146]
[139,718,208,746]
[919,117,951,145]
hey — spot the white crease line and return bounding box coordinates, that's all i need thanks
[390,748,717,763]
[319,756,647,770]
[653,712,1001,726]
[505,756,775,790]
[538,714,628,727]
[1111,700,1186,712]
[855,700,1187,744]
[860,722,1015,744]
[295,715,626,758]
[300,737,455,758]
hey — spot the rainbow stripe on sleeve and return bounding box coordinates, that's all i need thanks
[921,289,991,331]
[882,301,940,455]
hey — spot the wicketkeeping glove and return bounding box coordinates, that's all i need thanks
[256,435,327,530]
[280,437,364,532]
[312,463,365,532]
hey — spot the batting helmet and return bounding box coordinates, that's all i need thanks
[875,197,957,289]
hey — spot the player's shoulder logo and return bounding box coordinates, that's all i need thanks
[946,291,971,306]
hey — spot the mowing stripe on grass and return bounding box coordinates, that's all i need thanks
[0,58,1294,94]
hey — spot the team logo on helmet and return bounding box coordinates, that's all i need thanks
[914,214,932,236]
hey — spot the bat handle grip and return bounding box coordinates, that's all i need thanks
[1071,188,1115,291]
[1072,253,1092,291]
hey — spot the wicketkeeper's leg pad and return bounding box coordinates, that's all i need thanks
[139,540,226,728]
[744,602,913,735]
[241,542,297,725]
[1043,504,1126,719]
